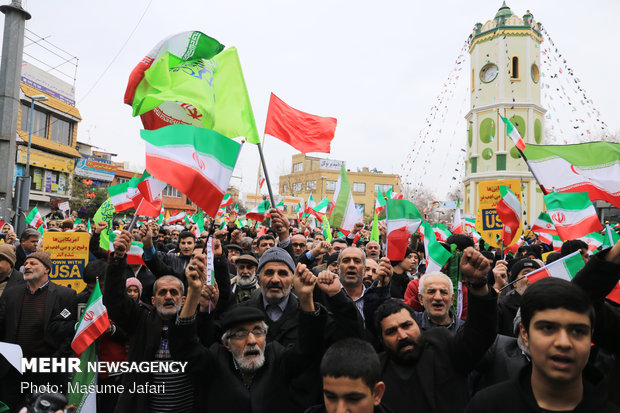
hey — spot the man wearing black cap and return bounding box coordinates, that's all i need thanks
[0,251,76,409]
[498,258,541,336]
[0,244,24,298]
[230,254,261,304]
[171,252,328,412]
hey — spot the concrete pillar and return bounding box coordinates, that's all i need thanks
[0,1,30,221]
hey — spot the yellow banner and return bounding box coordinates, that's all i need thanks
[17,146,75,173]
[42,232,89,292]
[475,179,523,248]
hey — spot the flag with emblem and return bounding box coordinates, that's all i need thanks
[421,221,452,274]
[25,206,43,228]
[246,200,271,222]
[579,232,604,253]
[530,212,557,235]
[220,193,233,208]
[107,182,134,212]
[496,186,522,246]
[141,124,242,218]
[71,280,110,356]
[385,199,423,261]
[544,192,602,241]
[432,223,452,243]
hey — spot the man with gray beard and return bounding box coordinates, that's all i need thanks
[171,251,327,412]
[230,254,261,304]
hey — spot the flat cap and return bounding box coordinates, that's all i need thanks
[236,254,258,267]
[0,244,16,267]
[220,306,265,332]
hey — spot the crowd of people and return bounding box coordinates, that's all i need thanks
[0,208,619,413]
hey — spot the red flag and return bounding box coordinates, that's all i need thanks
[264,93,337,153]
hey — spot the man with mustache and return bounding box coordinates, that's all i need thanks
[171,250,328,412]
[374,247,497,413]
[230,254,261,304]
[415,271,463,332]
[0,251,76,410]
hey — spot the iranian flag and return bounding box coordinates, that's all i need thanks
[312,197,329,222]
[375,188,386,215]
[544,191,602,240]
[432,223,452,243]
[579,232,604,252]
[25,207,43,228]
[496,186,522,246]
[330,164,362,234]
[246,200,270,222]
[530,212,558,234]
[386,188,404,200]
[551,234,563,252]
[527,250,585,283]
[108,232,146,265]
[500,115,526,151]
[135,170,167,204]
[141,124,242,219]
[470,228,482,243]
[127,172,163,218]
[107,182,134,212]
[156,206,165,225]
[220,193,233,208]
[305,193,316,214]
[603,224,620,249]
[71,280,110,356]
[421,221,452,273]
[385,199,422,261]
[296,203,304,221]
[523,142,620,208]
[166,211,185,224]
[536,232,554,245]
[463,217,476,232]
[506,237,524,255]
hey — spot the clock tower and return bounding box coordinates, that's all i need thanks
[463,2,546,232]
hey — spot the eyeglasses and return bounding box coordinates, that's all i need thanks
[291,243,306,248]
[228,326,267,340]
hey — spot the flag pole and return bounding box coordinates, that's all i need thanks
[255,135,266,195]
[498,109,548,195]
[256,143,277,209]
[127,199,144,232]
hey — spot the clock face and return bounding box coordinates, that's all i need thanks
[481,64,498,83]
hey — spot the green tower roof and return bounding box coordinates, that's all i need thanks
[494,1,513,20]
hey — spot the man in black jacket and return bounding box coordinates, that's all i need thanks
[466,277,618,413]
[374,247,497,413]
[171,250,328,413]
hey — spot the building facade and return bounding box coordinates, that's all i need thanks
[15,62,81,216]
[279,153,401,221]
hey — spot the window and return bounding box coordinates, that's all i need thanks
[50,116,72,146]
[326,180,337,191]
[164,184,182,198]
[353,182,365,193]
[116,177,130,184]
[21,103,48,138]
[293,182,302,192]
[293,163,303,172]
[282,184,289,194]
[306,180,316,191]
[510,56,519,80]
[496,154,506,171]
[374,184,392,194]
[30,168,43,191]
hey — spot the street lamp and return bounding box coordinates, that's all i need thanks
[14,94,48,233]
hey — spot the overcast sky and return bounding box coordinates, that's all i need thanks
[6,0,619,202]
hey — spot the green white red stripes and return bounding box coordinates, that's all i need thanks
[141,124,242,218]
[166,211,185,224]
[25,206,43,228]
[432,223,452,242]
[544,191,602,240]
[312,197,329,222]
[421,221,452,274]
[375,188,386,215]
[109,232,145,265]
[330,164,362,233]
[107,182,134,212]
[71,280,110,356]
[246,200,270,222]
[530,212,557,234]
[220,193,233,208]
[523,142,620,208]
[501,115,525,151]
[496,186,521,245]
[527,250,585,283]
[386,199,423,260]
[603,224,620,249]
[579,232,604,252]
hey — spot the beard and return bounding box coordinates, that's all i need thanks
[232,344,266,373]
[237,273,257,287]
[263,282,291,305]
[387,334,426,365]
[155,299,181,319]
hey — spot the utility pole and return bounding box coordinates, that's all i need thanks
[0,1,30,222]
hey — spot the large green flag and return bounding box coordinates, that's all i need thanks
[93,199,115,250]
[132,48,260,144]
[370,214,380,243]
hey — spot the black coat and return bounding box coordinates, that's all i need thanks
[497,289,521,336]
[465,364,620,413]
[0,268,25,298]
[169,304,327,413]
[572,248,620,408]
[379,289,498,413]
[470,334,529,394]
